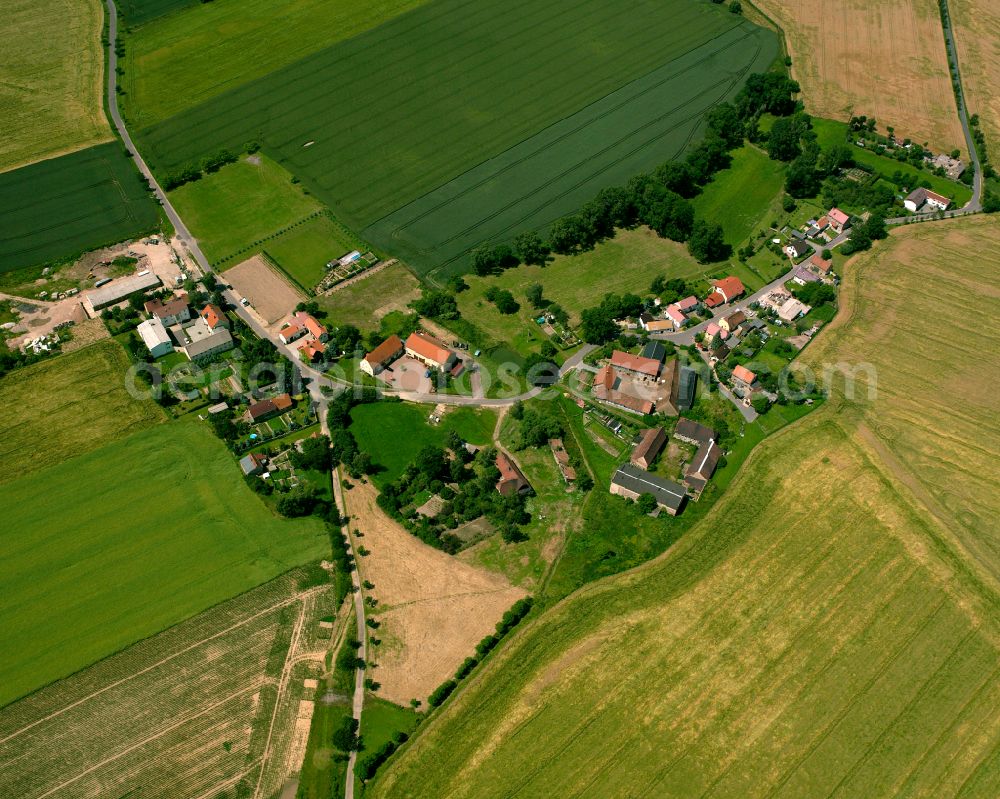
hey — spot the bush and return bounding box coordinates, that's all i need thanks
[428,679,457,707]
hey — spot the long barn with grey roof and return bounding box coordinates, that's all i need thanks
[610,463,686,515]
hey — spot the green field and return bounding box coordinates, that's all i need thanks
[0,340,164,482]
[0,143,160,272]
[137,0,777,276]
[692,144,786,246]
[0,0,110,172]
[122,0,427,126]
[454,228,709,354]
[264,213,372,292]
[0,420,328,707]
[118,0,199,26]
[349,403,496,485]
[167,154,322,264]
[369,413,1000,798]
[812,117,973,206]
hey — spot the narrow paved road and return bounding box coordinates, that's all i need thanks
[104,0,213,274]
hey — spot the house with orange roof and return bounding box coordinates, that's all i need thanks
[360,334,404,376]
[279,323,305,345]
[405,331,458,372]
[298,339,326,363]
[707,276,745,306]
[496,452,532,496]
[293,311,328,342]
[731,364,756,390]
[200,304,229,330]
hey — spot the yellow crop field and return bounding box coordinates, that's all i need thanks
[952,0,1000,157]
[366,217,1000,798]
[755,0,965,152]
[0,0,111,172]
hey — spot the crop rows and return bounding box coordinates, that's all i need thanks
[367,25,775,278]
[0,142,159,272]
[137,0,744,230]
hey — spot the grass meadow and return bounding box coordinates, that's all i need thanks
[369,411,1000,799]
[0,0,110,172]
[122,0,427,125]
[168,154,322,264]
[349,402,496,486]
[264,213,373,292]
[0,421,327,707]
[0,143,160,272]
[453,228,709,356]
[317,261,422,330]
[0,340,164,482]
[691,144,786,246]
[137,0,776,275]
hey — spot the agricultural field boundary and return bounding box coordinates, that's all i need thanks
[0,142,159,273]
[0,570,337,799]
[135,0,754,229]
[366,23,776,278]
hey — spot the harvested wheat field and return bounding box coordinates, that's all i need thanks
[757,0,964,151]
[225,254,305,324]
[343,480,526,705]
[804,216,1000,584]
[366,219,1000,798]
[952,0,1000,156]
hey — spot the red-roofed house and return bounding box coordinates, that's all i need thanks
[828,208,850,234]
[731,364,756,389]
[815,216,830,232]
[246,393,294,423]
[664,304,686,329]
[360,334,404,376]
[709,276,745,305]
[592,364,655,415]
[200,304,229,330]
[809,253,833,274]
[293,311,328,342]
[405,332,457,372]
[675,295,699,313]
[610,350,661,379]
[144,295,191,326]
[298,339,326,363]
[279,323,305,344]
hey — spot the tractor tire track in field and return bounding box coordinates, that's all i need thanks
[0,589,322,747]
[374,26,758,233]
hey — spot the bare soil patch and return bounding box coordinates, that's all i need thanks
[756,0,965,152]
[344,480,526,704]
[225,255,305,324]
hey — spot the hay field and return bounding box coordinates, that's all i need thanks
[803,216,1000,583]
[138,0,775,275]
[0,572,337,799]
[952,0,1000,157]
[366,220,1000,797]
[122,0,427,125]
[755,0,964,152]
[344,481,526,705]
[0,420,327,706]
[0,0,111,172]
[0,339,164,482]
[0,143,160,272]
